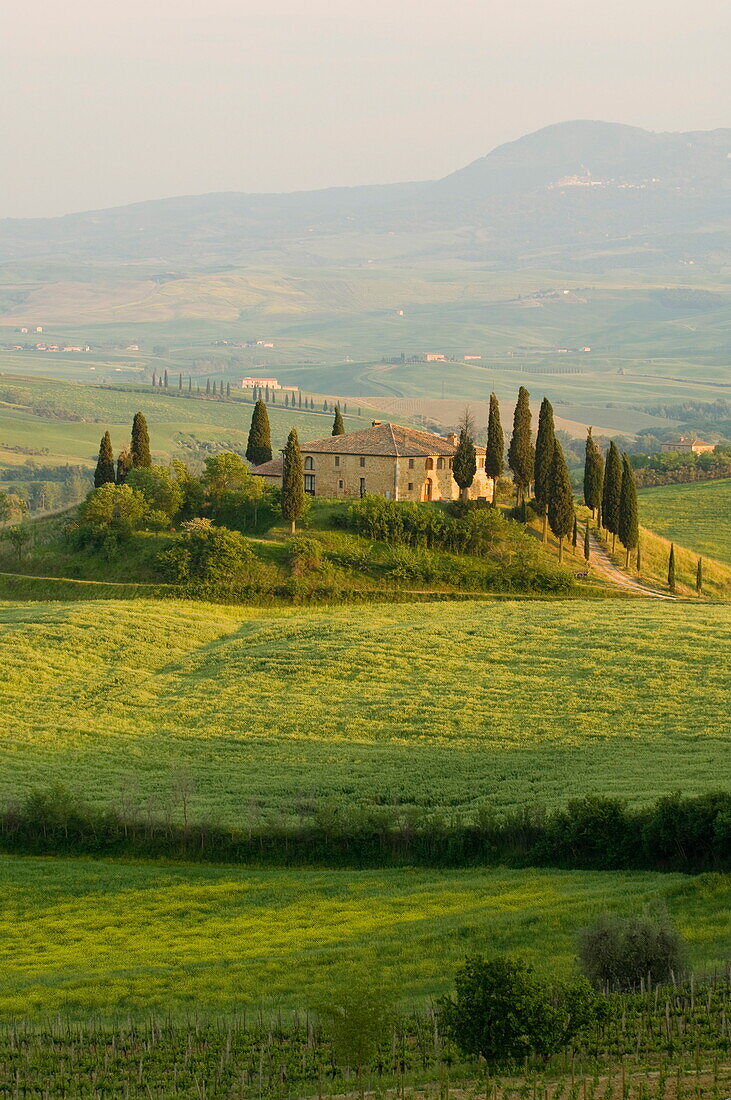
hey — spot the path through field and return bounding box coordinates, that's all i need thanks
[587,534,676,599]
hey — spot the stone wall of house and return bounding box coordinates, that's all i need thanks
[301,450,493,501]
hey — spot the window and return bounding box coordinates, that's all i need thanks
[359,457,366,468]
[338,479,344,489]
[448,458,454,469]
[437,457,444,470]
[334,456,340,466]
[304,456,314,470]
[304,474,315,494]
[408,482,414,491]
[425,457,434,470]
[408,458,414,469]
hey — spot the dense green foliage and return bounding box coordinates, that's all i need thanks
[577,912,687,991]
[452,428,477,500]
[602,442,622,549]
[618,455,639,564]
[508,386,533,505]
[534,397,556,541]
[331,406,345,435]
[0,600,727,824]
[93,431,116,487]
[547,441,574,560]
[130,412,152,468]
[485,391,504,495]
[281,428,305,533]
[583,428,603,515]
[245,400,272,466]
[159,519,255,585]
[440,956,603,1067]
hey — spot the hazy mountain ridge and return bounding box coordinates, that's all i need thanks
[1,121,729,270]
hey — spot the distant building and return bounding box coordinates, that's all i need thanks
[425,353,446,362]
[659,437,715,455]
[464,355,482,361]
[251,421,492,502]
[241,377,281,390]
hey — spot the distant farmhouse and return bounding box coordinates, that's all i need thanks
[659,436,715,455]
[241,377,297,392]
[252,421,492,502]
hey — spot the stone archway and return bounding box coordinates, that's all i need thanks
[423,477,433,502]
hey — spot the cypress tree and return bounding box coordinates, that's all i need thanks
[212,380,217,396]
[618,454,639,567]
[188,377,192,393]
[323,399,328,412]
[602,441,622,552]
[206,379,211,395]
[298,393,302,408]
[285,394,289,407]
[583,520,590,562]
[332,406,345,435]
[485,392,504,504]
[130,412,152,468]
[178,373,183,391]
[534,397,556,543]
[116,448,132,484]
[246,400,273,466]
[227,382,231,397]
[163,370,169,388]
[265,387,270,402]
[572,515,578,551]
[636,538,641,575]
[452,428,477,502]
[152,371,157,387]
[668,544,676,592]
[281,428,305,534]
[508,386,533,506]
[696,557,703,595]
[547,439,574,563]
[583,428,604,517]
[94,432,116,487]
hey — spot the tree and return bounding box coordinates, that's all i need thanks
[602,441,622,551]
[178,373,183,391]
[116,449,132,485]
[206,379,211,395]
[246,400,272,466]
[572,515,578,550]
[319,977,395,1087]
[152,371,157,387]
[618,454,639,567]
[281,428,305,534]
[130,413,152,468]
[332,405,345,435]
[94,432,116,488]
[636,538,641,575]
[485,392,504,504]
[584,519,590,561]
[452,428,477,502]
[76,483,149,541]
[0,492,11,524]
[534,397,556,543]
[668,543,676,592]
[440,956,603,1070]
[547,439,574,563]
[126,465,183,521]
[696,557,703,594]
[578,912,687,991]
[583,428,604,517]
[2,523,32,563]
[508,386,533,506]
[159,518,254,585]
[202,452,252,497]
[163,370,169,388]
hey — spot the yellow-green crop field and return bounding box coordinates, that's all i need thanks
[640,479,731,566]
[0,599,728,822]
[0,855,727,1021]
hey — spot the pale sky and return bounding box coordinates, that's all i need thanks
[2,0,729,218]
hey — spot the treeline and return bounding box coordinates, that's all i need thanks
[2,788,728,873]
[630,448,731,488]
[348,496,511,554]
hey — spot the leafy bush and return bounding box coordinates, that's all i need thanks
[69,484,149,550]
[577,912,687,991]
[126,465,183,520]
[158,518,254,585]
[440,955,604,1068]
[287,535,325,576]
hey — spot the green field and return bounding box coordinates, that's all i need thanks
[0,599,728,823]
[640,479,731,566]
[0,855,726,1020]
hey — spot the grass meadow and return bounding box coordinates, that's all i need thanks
[0,855,727,1021]
[639,479,731,566]
[0,599,727,824]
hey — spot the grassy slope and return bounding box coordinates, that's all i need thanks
[0,599,727,822]
[0,375,379,473]
[639,479,731,566]
[0,855,727,1020]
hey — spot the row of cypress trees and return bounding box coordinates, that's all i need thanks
[582,431,639,567]
[93,413,152,488]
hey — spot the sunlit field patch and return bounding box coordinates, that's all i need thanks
[0,599,727,823]
[0,857,727,1021]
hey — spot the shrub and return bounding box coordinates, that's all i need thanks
[286,536,325,576]
[71,484,149,547]
[126,465,183,520]
[158,518,254,585]
[440,955,603,1069]
[577,911,687,991]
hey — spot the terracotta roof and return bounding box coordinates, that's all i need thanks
[297,422,485,458]
[250,456,283,477]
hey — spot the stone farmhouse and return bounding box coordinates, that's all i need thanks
[658,436,715,455]
[251,421,492,502]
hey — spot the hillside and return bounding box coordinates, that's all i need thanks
[0,599,727,824]
[639,478,731,565]
[1,121,729,270]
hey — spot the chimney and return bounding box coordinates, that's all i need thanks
[445,432,459,446]
[372,420,382,427]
